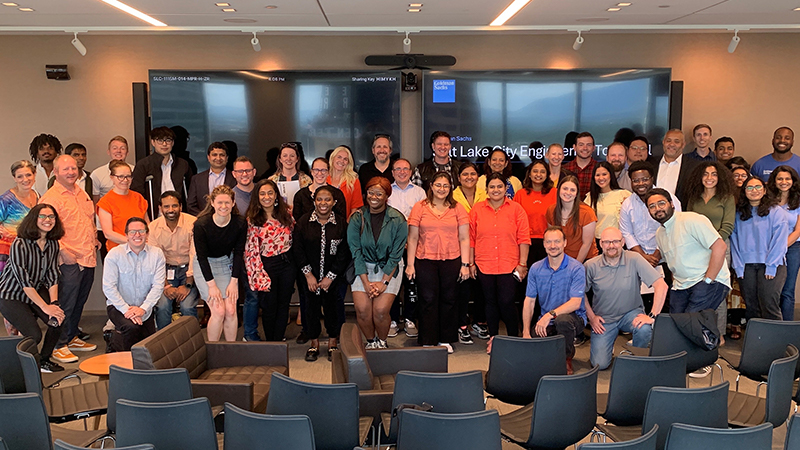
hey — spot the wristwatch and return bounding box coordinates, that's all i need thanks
[185,283,194,289]
[383,280,390,286]
[704,277,714,284]
[548,310,557,319]
[648,312,657,319]
[461,262,471,268]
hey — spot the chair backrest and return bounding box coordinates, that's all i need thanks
[334,323,376,389]
[604,352,687,426]
[0,436,7,450]
[107,365,194,433]
[528,365,600,449]
[665,422,772,450]
[130,316,208,378]
[763,344,799,427]
[55,440,155,450]
[116,397,217,450]
[485,335,566,406]
[266,372,360,450]
[786,414,800,450]
[0,392,53,450]
[649,314,718,373]
[577,424,658,450]
[396,409,501,450]
[738,319,800,380]
[224,402,315,450]
[14,338,43,395]
[0,336,25,394]
[390,370,486,413]
[641,381,730,450]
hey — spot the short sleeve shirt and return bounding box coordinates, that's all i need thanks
[514,188,558,239]
[584,189,632,238]
[408,202,469,261]
[584,251,662,323]
[526,255,587,324]
[546,203,598,261]
[97,190,149,251]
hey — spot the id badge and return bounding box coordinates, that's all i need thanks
[167,269,175,281]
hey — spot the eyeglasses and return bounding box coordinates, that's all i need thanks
[631,176,651,183]
[154,138,174,145]
[127,229,147,236]
[392,167,411,172]
[280,142,299,150]
[732,173,749,179]
[38,214,56,220]
[745,185,764,192]
[112,174,133,181]
[432,183,451,190]
[599,239,623,246]
[232,169,256,175]
[367,190,386,197]
[311,168,329,174]
[647,200,669,211]
[629,145,648,151]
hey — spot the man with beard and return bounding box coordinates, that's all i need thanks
[148,191,198,329]
[584,227,667,370]
[653,129,698,204]
[29,133,62,196]
[411,131,461,192]
[646,188,730,314]
[186,142,235,215]
[607,142,631,191]
[752,127,800,181]
[686,124,716,162]
[358,135,395,196]
[563,132,598,198]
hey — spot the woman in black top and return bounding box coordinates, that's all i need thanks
[0,204,65,373]
[292,157,348,222]
[193,185,247,342]
[293,186,351,361]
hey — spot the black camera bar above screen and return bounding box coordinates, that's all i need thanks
[149,70,402,174]
[423,69,672,167]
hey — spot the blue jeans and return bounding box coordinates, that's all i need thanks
[242,282,261,341]
[57,264,94,347]
[669,281,729,314]
[154,264,198,330]
[590,309,653,370]
[781,241,800,321]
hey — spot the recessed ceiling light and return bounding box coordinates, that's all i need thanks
[265,5,277,8]
[99,0,167,27]
[222,8,236,12]
[18,6,33,11]
[409,3,423,6]
[607,7,621,11]
[214,2,230,6]
[490,0,532,26]
[794,7,800,10]
[224,17,256,23]
[617,2,632,6]
[2,2,19,6]
[408,8,420,12]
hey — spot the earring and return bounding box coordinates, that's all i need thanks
[274,201,278,206]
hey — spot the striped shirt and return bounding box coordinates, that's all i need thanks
[0,238,60,303]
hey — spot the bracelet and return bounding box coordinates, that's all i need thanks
[461,262,471,268]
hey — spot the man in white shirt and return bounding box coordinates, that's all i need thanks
[387,158,426,219]
[28,133,62,196]
[654,129,698,204]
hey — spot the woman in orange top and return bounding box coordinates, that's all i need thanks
[514,160,558,266]
[97,160,148,251]
[469,173,530,341]
[406,172,470,353]
[328,146,363,219]
[545,175,598,263]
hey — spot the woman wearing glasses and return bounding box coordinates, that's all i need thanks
[477,148,523,198]
[328,146,364,219]
[0,204,66,373]
[730,176,790,321]
[98,160,148,251]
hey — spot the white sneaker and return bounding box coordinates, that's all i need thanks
[388,321,398,338]
[365,340,378,350]
[689,366,712,378]
[438,342,454,354]
[378,338,388,349]
[404,319,418,337]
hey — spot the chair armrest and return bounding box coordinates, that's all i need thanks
[191,379,254,411]
[365,347,448,376]
[359,390,393,426]
[205,342,288,370]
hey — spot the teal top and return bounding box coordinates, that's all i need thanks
[688,195,736,242]
[347,206,407,278]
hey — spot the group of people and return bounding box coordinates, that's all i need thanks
[1,123,798,375]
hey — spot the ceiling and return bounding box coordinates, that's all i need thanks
[1,0,799,33]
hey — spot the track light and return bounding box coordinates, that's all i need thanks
[71,32,86,56]
[250,32,261,52]
[573,31,584,51]
[728,30,740,53]
[403,31,411,54]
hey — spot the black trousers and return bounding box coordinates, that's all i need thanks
[0,297,63,359]
[545,312,585,359]
[106,305,156,351]
[457,277,486,327]
[416,258,460,345]
[477,271,520,337]
[305,279,342,340]
[259,252,295,342]
[391,253,417,323]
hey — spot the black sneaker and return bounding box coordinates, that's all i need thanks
[574,333,589,347]
[458,327,474,345]
[40,359,65,373]
[470,323,490,340]
[77,328,91,341]
[296,331,309,345]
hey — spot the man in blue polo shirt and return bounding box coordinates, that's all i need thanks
[522,226,586,374]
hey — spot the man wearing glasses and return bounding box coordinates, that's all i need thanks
[131,126,193,220]
[104,217,166,351]
[186,142,235,215]
[231,156,257,215]
[584,227,667,370]
[411,130,461,192]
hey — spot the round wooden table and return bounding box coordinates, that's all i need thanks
[79,351,133,379]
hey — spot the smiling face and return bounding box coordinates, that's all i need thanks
[279,147,299,172]
[232,160,255,187]
[488,150,508,174]
[599,227,624,259]
[543,229,566,258]
[529,163,547,186]
[630,169,653,198]
[575,136,594,160]
[212,193,234,218]
[314,189,334,217]
[69,147,87,171]
[208,148,228,172]
[701,166,718,190]
[745,178,765,205]
[775,170,794,193]
[662,131,686,161]
[259,184,277,211]
[160,195,181,222]
[606,144,627,172]
[332,150,349,172]
[372,138,391,164]
[693,126,712,149]
[732,168,749,188]
[547,145,564,167]
[431,175,451,202]
[108,139,129,161]
[773,128,794,154]
[37,206,56,235]
[37,143,57,164]
[111,165,132,192]
[628,139,649,163]
[594,167,611,192]
[647,194,674,224]
[715,141,734,162]
[309,160,328,185]
[459,166,478,189]
[54,156,79,187]
[125,220,148,251]
[559,180,578,204]
[392,160,412,185]
[366,185,388,211]
[13,166,35,192]
[431,136,452,160]
[486,178,506,202]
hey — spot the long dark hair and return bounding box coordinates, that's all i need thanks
[737,176,777,221]
[551,175,582,234]
[483,148,512,179]
[522,160,554,195]
[767,165,800,211]
[684,161,736,212]
[17,204,65,240]
[246,179,293,228]
[425,172,456,209]
[588,161,621,210]
[198,185,240,219]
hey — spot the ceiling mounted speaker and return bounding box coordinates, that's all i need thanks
[365,54,456,70]
[45,65,71,81]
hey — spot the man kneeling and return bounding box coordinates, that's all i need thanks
[584,227,668,370]
[104,217,166,351]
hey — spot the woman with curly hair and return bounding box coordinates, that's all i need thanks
[767,166,800,320]
[730,176,790,321]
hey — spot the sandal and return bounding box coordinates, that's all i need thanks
[305,347,319,362]
[729,325,742,340]
[328,346,338,362]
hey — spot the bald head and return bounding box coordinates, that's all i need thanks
[599,227,624,258]
[53,155,79,188]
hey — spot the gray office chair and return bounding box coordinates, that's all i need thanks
[224,402,315,450]
[664,422,772,450]
[115,397,218,450]
[396,409,501,450]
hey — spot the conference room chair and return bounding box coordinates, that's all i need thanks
[728,344,798,428]
[786,414,800,450]
[579,425,658,450]
[395,409,501,450]
[0,335,77,393]
[266,373,373,450]
[595,382,729,450]
[0,392,109,450]
[623,314,722,385]
[16,338,108,425]
[115,397,217,450]
[0,437,6,450]
[483,335,566,406]
[379,370,485,446]
[224,402,315,450]
[598,352,687,428]
[499,365,600,449]
[55,440,154,450]
[721,319,800,390]
[664,422,773,450]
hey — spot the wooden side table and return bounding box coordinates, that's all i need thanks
[79,351,133,380]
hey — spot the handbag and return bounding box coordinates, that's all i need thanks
[344,208,366,285]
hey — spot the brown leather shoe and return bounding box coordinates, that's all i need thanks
[566,357,574,375]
